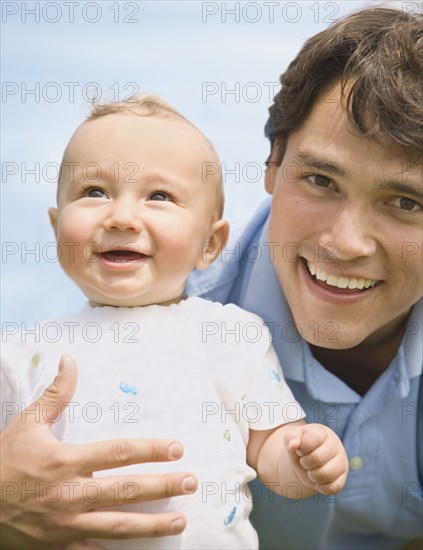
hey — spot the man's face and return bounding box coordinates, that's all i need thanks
[266,86,423,349]
[49,114,227,307]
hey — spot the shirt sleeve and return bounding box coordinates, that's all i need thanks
[242,343,305,431]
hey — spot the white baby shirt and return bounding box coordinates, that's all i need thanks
[1,297,305,549]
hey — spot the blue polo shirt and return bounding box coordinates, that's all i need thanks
[187,198,423,549]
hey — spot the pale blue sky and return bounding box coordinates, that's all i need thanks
[2,0,393,323]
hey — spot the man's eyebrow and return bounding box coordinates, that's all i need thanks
[376,180,423,200]
[293,150,423,198]
[292,151,347,178]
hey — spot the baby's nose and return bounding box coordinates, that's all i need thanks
[104,198,143,233]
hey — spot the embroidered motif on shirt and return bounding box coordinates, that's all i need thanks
[223,429,231,442]
[224,506,237,526]
[119,382,138,395]
[31,353,40,367]
[268,369,281,382]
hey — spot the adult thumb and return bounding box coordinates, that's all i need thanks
[24,354,78,428]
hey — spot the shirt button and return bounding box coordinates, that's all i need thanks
[350,456,364,470]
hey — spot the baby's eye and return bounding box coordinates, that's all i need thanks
[392,196,421,212]
[85,188,107,199]
[148,191,172,201]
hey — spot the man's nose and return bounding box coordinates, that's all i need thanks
[103,197,144,233]
[318,204,378,261]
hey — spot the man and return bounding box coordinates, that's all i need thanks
[188,7,423,548]
[1,6,422,549]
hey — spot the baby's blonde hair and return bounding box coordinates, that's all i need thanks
[89,93,184,120]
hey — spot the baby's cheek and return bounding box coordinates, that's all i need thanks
[56,222,91,267]
[57,215,90,245]
[162,230,204,267]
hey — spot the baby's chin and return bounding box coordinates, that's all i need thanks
[87,293,184,308]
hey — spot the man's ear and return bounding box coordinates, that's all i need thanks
[265,163,278,194]
[264,143,282,194]
[48,207,58,239]
[196,219,230,270]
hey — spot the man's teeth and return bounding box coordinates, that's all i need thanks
[306,261,379,290]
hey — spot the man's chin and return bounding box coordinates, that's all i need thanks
[298,323,371,351]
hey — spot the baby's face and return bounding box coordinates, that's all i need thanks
[49,114,227,307]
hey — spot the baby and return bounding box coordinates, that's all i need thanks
[1,95,348,549]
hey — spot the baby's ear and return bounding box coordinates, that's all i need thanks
[196,219,230,270]
[48,207,58,239]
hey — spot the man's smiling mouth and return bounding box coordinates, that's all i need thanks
[306,260,381,290]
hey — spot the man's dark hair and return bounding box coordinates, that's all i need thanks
[266,7,423,162]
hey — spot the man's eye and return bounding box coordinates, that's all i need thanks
[305,174,333,188]
[393,197,421,212]
[312,175,332,188]
[85,188,107,199]
[149,191,171,201]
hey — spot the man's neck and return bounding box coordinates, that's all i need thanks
[310,336,402,396]
[309,315,409,396]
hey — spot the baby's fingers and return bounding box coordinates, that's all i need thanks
[309,468,347,494]
[284,427,303,454]
[298,441,336,470]
[296,424,329,456]
[305,455,349,494]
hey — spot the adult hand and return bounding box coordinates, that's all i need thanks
[0,355,197,550]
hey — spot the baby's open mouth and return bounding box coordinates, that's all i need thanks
[100,250,147,263]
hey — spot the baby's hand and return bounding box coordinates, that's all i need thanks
[283,423,349,495]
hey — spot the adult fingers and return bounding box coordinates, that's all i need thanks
[73,439,186,474]
[18,354,78,430]
[75,472,198,512]
[72,510,187,539]
[64,542,104,550]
